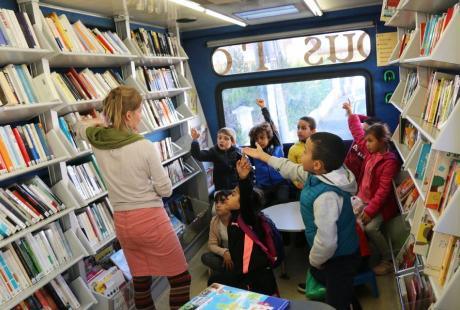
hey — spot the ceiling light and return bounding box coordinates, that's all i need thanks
[235,5,299,20]
[169,0,205,13]
[205,9,246,27]
[303,0,323,16]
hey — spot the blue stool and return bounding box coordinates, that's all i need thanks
[353,270,379,298]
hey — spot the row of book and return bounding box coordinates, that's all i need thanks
[59,111,100,154]
[130,28,180,57]
[0,64,58,106]
[0,222,73,303]
[76,199,114,249]
[136,66,182,92]
[154,137,178,162]
[398,273,435,309]
[0,176,65,238]
[13,275,81,310]
[396,30,414,58]
[41,11,130,55]
[421,73,460,129]
[398,118,418,152]
[0,123,54,174]
[419,4,459,57]
[380,0,400,22]
[165,195,196,226]
[0,8,40,49]
[401,71,417,108]
[165,158,195,185]
[66,160,106,202]
[141,97,182,132]
[396,176,419,215]
[51,68,123,103]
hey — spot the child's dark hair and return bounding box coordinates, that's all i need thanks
[363,117,381,126]
[214,187,264,210]
[365,123,391,143]
[299,116,316,130]
[309,132,346,172]
[249,122,273,147]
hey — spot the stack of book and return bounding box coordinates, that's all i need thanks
[66,160,106,201]
[0,64,60,106]
[421,74,460,129]
[401,71,418,107]
[420,4,459,56]
[165,195,196,226]
[141,98,181,132]
[41,11,130,55]
[398,273,435,309]
[0,123,54,173]
[398,117,418,151]
[380,0,400,22]
[130,28,179,57]
[0,9,41,49]
[153,137,178,162]
[76,199,114,249]
[424,233,460,287]
[0,176,65,238]
[15,275,81,310]
[395,237,417,271]
[51,68,123,103]
[396,175,419,214]
[0,222,73,303]
[165,158,194,185]
[87,266,126,298]
[135,66,181,92]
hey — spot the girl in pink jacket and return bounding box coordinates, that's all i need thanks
[344,101,401,275]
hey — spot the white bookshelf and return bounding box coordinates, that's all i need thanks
[400,0,459,15]
[71,277,98,310]
[0,101,63,123]
[66,149,93,162]
[0,156,69,182]
[48,51,137,68]
[0,47,53,65]
[56,99,104,116]
[142,86,192,100]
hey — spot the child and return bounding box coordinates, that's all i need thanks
[344,112,381,184]
[244,132,360,310]
[201,197,232,281]
[288,116,317,189]
[190,127,241,191]
[343,101,400,275]
[249,99,289,207]
[209,157,278,296]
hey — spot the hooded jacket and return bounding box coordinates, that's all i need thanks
[344,114,368,184]
[348,114,401,221]
[266,157,359,268]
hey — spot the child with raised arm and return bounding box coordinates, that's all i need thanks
[209,156,278,295]
[343,101,400,275]
[249,99,289,207]
[244,133,360,310]
[190,127,241,191]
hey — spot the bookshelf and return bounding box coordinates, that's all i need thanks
[0,0,211,307]
[383,1,460,309]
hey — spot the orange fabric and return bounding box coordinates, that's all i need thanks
[243,234,254,274]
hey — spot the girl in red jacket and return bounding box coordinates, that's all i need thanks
[344,101,401,275]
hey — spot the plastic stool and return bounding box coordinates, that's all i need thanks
[353,270,379,298]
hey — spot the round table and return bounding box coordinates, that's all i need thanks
[289,300,335,310]
[262,201,305,232]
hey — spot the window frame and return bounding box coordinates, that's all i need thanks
[210,29,372,77]
[215,70,374,142]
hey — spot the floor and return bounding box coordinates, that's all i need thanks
[154,243,400,310]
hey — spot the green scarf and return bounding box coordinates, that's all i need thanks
[86,127,144,150]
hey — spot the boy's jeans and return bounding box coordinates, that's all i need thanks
[310,253,360,310]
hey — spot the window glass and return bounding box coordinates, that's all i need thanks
[221,75,368,145]
[212,30,371,75]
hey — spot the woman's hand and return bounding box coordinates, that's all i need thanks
[191,128,200,140]
[236,156,252,180]
[80,115,105,127]
[342,99,353,116]
[243,143,270,162]
[222,251,233,271]
[360,212,372,225]
[256,98,265,109]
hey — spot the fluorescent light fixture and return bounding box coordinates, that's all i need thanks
[169,0,205,13]
[303,0,323,16]
[168,0,246,26]
[205,9,246,27]
[235,5,299,20]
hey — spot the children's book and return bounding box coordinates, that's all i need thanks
[179,283,290,310]
[415,143,432,181]
[109,249,132,281]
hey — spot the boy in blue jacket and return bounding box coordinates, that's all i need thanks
[248,99,289,207]
[244,132,360,310]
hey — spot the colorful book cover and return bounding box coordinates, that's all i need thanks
[426,153,459,210]
[180,283,290,310]
[415,143,431,180]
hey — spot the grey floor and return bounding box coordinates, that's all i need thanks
[154,243,400,310]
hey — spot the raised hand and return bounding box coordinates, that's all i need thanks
[191,128,200,140]
[256,98,265,109]
[243,143,270,162]
[342,99,352,116]
[236,156,252,180]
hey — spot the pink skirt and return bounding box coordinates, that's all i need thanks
[114,207,188,277]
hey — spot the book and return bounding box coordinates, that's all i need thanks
[415,143,432,181]
[110,249,132,281]
[179,283,290,310]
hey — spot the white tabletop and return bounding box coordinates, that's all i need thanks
[262,201,306,232]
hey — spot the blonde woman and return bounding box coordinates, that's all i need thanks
[75,86,190,310]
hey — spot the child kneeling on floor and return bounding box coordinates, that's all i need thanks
[208,157,279,296]
[244,132,360,310]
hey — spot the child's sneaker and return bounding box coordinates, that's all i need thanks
[373,260,393,275]
[297,282,306,293]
